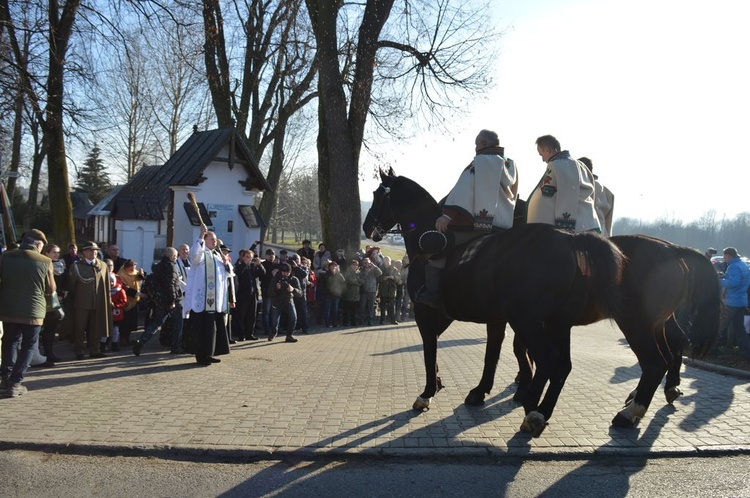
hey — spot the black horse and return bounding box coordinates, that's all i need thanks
[363,169,626,436]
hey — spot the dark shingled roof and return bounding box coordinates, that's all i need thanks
[112,128,271,221]
[71,191,94,220]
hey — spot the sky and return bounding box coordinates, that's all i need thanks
[360,0,750,224]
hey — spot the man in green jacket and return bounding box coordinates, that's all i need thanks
[0,229,55,398]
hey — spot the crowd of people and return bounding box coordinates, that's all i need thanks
[3,130,748,399]
[0,223,417,398]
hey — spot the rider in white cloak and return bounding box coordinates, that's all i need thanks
[415,129,518,309]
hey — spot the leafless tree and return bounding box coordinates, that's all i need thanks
[91,33,161,181]
[306,0,498,255]
[0,0,88,246]
[200,0,318,231]
[146,25,212,158]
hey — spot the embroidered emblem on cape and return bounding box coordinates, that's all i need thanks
[474,208,494,232]
[540,175,556,197]
[555,212,576,231]
[459,235,493,265]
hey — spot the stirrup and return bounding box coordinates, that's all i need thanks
[415,289,441,310]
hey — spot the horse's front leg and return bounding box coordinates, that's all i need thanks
[527,326,573,437]
[663,318,684,404]
[513,320,554,438]
[414,327,439,411]
[413,310,451,411]
[512,332,533,402]
[613,327,669,427]
[465,321,506,406]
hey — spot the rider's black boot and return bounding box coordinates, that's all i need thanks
[415,265,443,310]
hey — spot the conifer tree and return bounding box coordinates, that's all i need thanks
[76,144,112,204]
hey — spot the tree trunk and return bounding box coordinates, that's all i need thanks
[202,0,233,128]
[307,0,394,256]
[23,127,45,230]
[258,122,288,242]
[7,85,24,198]
[43,0,81,247]
[45,126,74,245]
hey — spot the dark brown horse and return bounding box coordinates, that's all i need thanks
[363,169,625,436]
[510,200,721,426]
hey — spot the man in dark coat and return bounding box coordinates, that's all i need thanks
[133,247,183,356]
[0,229,55,397]
[289,253,310,334]
[260,249,279,335]
[297,240,315,261]
[232,249,265,341]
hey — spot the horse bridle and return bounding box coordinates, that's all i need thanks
[370,184,393,238]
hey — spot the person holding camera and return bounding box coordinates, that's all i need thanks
[269,263,302,342]
[232,249,265,341]
[358,257,382,326]
[288,254,310,334]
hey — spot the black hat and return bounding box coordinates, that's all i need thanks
[280,249,288,255]
[80,240,100,251]
[280,263,291,272]
[220,244,231,252]
[265,248,275,255]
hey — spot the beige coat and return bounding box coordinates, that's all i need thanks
[67,259,113,338]
[594,179,615,237]
[443,149,518,232]
[527,151,601,232]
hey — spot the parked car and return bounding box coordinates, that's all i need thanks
[710,254,750,275]
[711,255,725,273]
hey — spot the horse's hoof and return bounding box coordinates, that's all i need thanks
[413,396,431,411]
[612,401,646,428]
[624,389,637,407]
[464,390,486,406]
[611,412,635,428]
[512,389,526,403]
[520,411,547,437]
[665,386,683,405]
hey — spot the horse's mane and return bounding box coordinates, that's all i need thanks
[392,175,440,213]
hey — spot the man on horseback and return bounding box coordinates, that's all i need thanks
[578,157,615,237]
[527,135,601,232]
[415,129,518,309]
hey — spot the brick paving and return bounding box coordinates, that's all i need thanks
[1,319,749,459]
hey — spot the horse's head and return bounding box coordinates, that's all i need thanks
[363,167,442,243]
[363,168,398,242]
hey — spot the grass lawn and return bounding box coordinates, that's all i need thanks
[264,237,406,261]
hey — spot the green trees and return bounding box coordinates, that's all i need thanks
[76,145,112,204]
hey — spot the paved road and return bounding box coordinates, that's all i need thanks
[1,320,749,459]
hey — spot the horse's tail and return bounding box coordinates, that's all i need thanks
[674,248,721,359]
[571,232,624,319]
